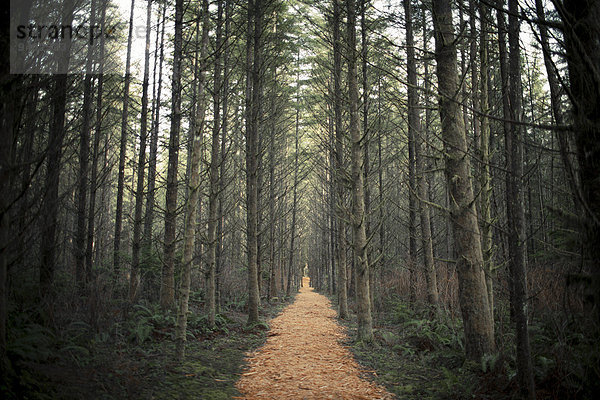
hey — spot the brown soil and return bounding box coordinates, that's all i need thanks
[235,277,393,399]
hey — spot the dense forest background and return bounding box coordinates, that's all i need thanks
[1,0,599,398]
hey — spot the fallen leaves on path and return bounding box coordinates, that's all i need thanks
[236,277,393,399]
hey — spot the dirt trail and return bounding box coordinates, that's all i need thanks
[235,277,393,399]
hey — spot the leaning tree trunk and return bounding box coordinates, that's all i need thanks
[347,0,373,342]
[432,0,495,360]
[535,0,579,212]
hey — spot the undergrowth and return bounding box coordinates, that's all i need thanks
[1,294,291,400]
[338,294,599,399]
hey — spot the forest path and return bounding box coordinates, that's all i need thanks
[235,277,393,399]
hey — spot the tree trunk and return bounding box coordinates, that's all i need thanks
[432,0,495,360]
[287,66,300,298]
[161,0,183,311]
[267,75,277,300]
[408,108,417,302]
[360,0,373,313]
[86,0,108,285]
[562,0,600,328]
[478,0,494,319]
[143,0,166,290]
[332,0,349,319]
[176,0,209,360]
[216,0,232,313]
[75,0,97,288]
[207,0,222,327]
[114,0,136,280]
[506,1,536,397]
[405,0,438,307]
[40,0,75,308]
[246,0,262,324]
[130,0,153,303]
[535,0,579,212]
[347,0,373,342]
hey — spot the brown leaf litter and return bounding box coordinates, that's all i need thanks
[235,277,393,399]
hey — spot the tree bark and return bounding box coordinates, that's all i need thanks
[143,0,166,284]
[207,0,223,327]
[286,61,300,298]
[86,0,108,285]
[347,0,373,342]
[75,0,97,288]
[562,0,600,327]
[130,0,153,303]
[246,0,262,324]
[40,0,75,307]
[478,0,494,319]
[432,0,495,360]
[332,0,349,319]
[506,1,536,397]
[535,0,579,212]
[405,0,438,307]
[175,0,209,361]
[216,0,232,313]
[114,0,136,280]
[161,0,184,311]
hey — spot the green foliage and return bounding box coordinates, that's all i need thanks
[480,352,500,374]
[391,301,412,324]
[7,323,56,363]
[441,367,459,391]
[244,320,270,332]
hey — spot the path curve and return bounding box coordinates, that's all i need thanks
[236,278,393,399]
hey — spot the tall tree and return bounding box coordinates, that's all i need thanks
[505,0,536,396]
[534,0,579,211]
[114,0,136,279]
[431,0,495,360]
[161,0,184,310]
[288,67,300,298]
[216,0,232,313]
[143,0,166,278]
[130,0,154,302]
[478,0,494,318]
[86,0,109,283]
[347,0,373,342]
[246,0,262,324]
[561,0,600,329]
[75,0,97,288]
[40,0,75,304]
[332,0,349,319]
[206,0,223,327]
[176,0,210,361]
[404,0,438,306]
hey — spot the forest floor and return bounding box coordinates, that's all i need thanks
[4,288,287,399]
[235,277,393,399]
